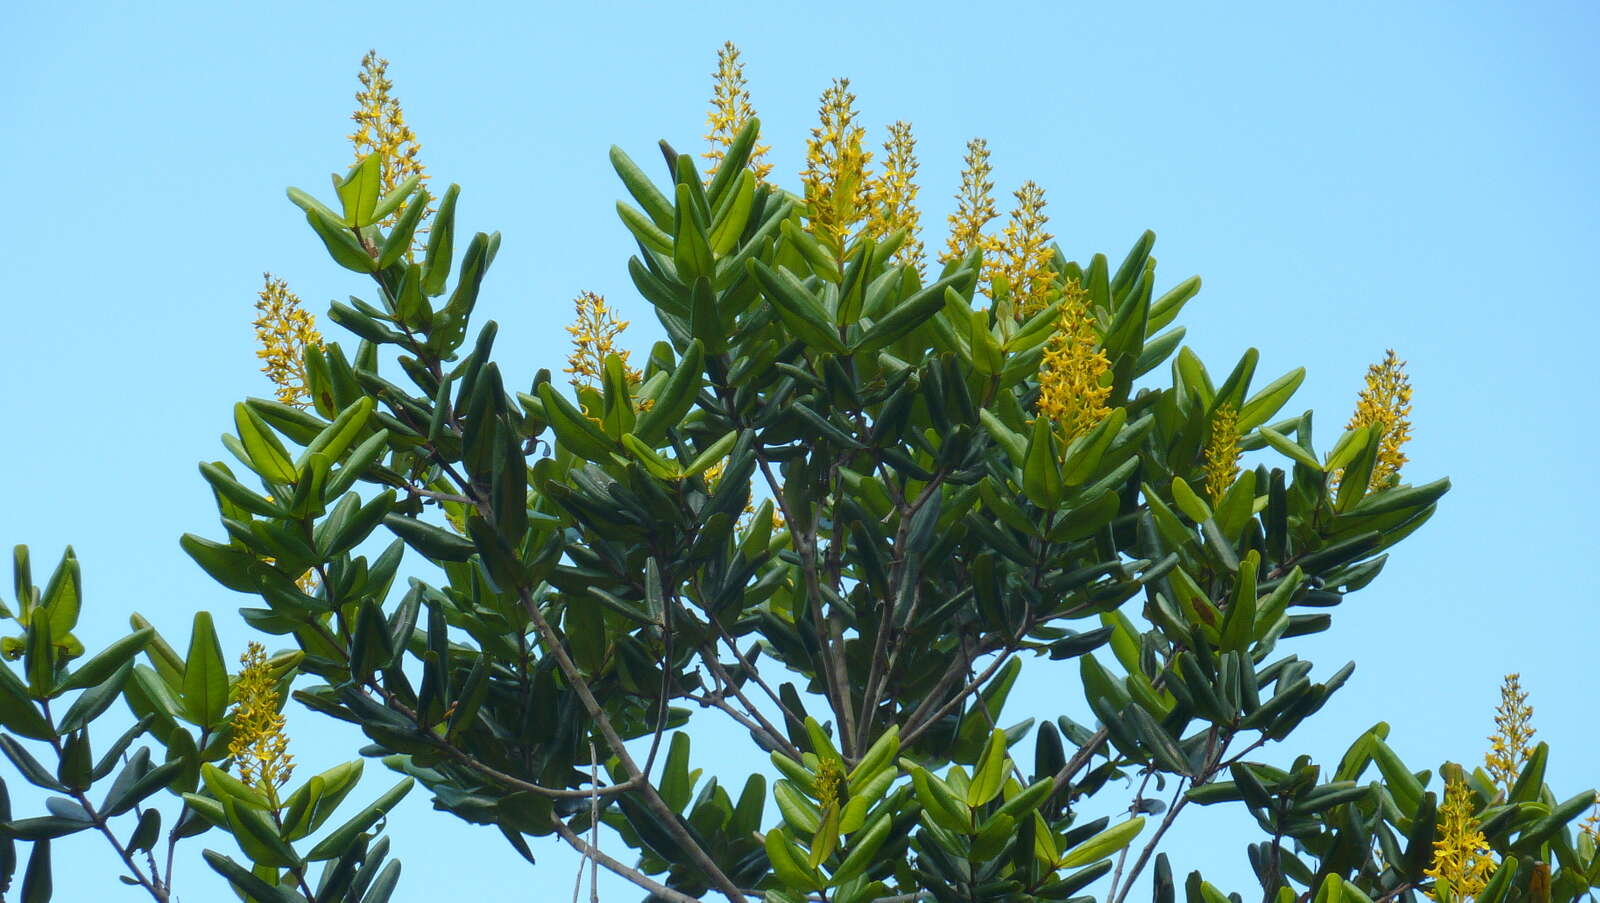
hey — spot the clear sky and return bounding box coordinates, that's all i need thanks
[2,1,1597,899]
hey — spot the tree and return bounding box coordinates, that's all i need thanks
[1,44,1596,903]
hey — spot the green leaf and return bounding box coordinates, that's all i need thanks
[1057,816,1145,868]
[621,434,682,480]
[609,145,674,229]
[421,184,460,296]
[0,667,53,740]
[632,339,704,445]
[967,729,1009,807]
[382,514,475,562]
[659,733,694,813]
[750,261,848,354]
[181,612,227,729]
[850,281,959,355]
[55,629,150,694]
[57,662,133,734]
[38,549,80,640]
[370,172,422,225]
[1259,427,1322,471]
[305,777,413,861]
[764,827,819,892]
[20,837,49,903]
[684,430,738,477]
[536,382,616,463]
[1238,368,1305,431]
[233,403,297,484]
[1022,416,1063,508]
[337,153,383,227]
[305,208,377,273]
[222,797,301,868]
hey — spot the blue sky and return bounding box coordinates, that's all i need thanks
[2,0,1597,899]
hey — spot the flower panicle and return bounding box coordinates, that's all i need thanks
[350,50,431,236]
[1345,349,1414,490]
[564,291,642,390]
[987,180,1056,318]
[1034,280,1112,445]
[867,120,925,276]
[940,137,999,266]
[253,273,323,408]
[1423,773,1496,902]
[801,78,873,256]
[1484,673,1535,796]
[228,641,294,798]
[1204,404,1242,504]
[703,42,771,183]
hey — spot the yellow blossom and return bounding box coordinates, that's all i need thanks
[1424,774,1495,902]
[1034,280,1112,445]
[801,78,873,258]
[987,180,1056,318]
[1579,795,1599,847]
[253,273,323,408]
[1204,404,1242,505]
[939,138,999,266]
[1484,673,1535,797]
[702,42,771,183]
[1343,350,1413,490]
[228,641,294,801]
[815,756,845,813]
[867,120,925,275]
[564,291,642,390]
[350,50,431,237]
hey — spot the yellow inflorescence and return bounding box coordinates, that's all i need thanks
[1204,404,1242,505]
[1580,795,1600,847]
[1424,774,1496,902]
[228,641,294,799]
[350,50,430,232]
[815,756,845,813]
[702,42,772,183]
[253,273,323,408]
[564,291,642,390]
[1484,673,1535,796]
[988,181,1056,318]
[867,121,925,276]
[939,138,999,266]
[1035,280,1113,445]
[801,78,873,257]
[1346,350,1413,490]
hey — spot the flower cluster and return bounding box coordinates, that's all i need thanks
[350,50,430,233]
[867,121,925,275]
[988,181,1056,318]
[1424,774,1495,901]
[1484,672,1535,796]
[1035,280,1112,445]
[801,79,873,257]
[564,291,641,390]
[702,42,771,183]
[1345,349,1413,490]
[939,138,999,266]
[1204,404,1242,504]
[252,273,322,408]
[228,641,294,799]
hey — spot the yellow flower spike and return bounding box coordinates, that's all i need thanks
[1484,672,1535,797]
[1344,349,1414,491]
[867,120,925,276]
[815,756,845,813]
[350,50,431,236]
[702,42,772,183]
[228,641,295,803]
[1423,774,1496,902]
[252,273,323,408]
[1204,404,1242,505]
[801,78,873,258]
[939,137,999,266]
[1033,280,1113,445]
[564,291,642,391]
[1579,794,1600,846]
[987,180,1056,318]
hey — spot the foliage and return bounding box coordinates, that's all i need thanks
[2,45,1596,903]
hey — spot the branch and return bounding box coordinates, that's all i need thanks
[549,816,705,903]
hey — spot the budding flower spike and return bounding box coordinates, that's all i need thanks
[703,41,771,183]
[989,180,1056,318]
[1034,279,1113,446]
[868,120,925,276]
[1346,349,1414,491]
[802,78,873,257]
[940,137,999,266]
